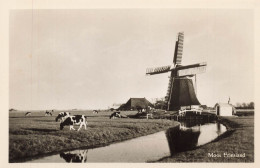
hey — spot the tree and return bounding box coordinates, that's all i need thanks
[236,103,241,108]
[154,100,167,110]
[248,102,254,109]
[235,102,254,109]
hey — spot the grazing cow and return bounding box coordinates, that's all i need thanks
[93,110,99,114]
[25,112,31,116]
[60,150,88,163]
[146,106,155,119]
[60,115,87,131]
[56,112,70,122]
[45,110,52,116]
[147,106,156,112]
[109,111,121,119]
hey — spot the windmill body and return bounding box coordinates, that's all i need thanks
[146,32,207,111]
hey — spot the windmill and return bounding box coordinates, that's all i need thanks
[146,32,207,111]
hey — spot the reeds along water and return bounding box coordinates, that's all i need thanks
[166,125,200,156]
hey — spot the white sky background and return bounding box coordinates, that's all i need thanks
[9,9,254,110]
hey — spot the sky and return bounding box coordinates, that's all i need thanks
[9,9,254,110]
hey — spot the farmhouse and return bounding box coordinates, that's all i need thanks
[118,98,154,111]
[215,103,236,116]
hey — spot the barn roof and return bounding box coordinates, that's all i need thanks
[118,98,154,110]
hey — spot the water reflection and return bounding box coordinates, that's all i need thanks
[60,150,88,163]
[216,122,222,136]
[166,126,200,155]
[166,120,227,156]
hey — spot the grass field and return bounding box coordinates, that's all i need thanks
[9,110,179,162]
[157,116,254,162]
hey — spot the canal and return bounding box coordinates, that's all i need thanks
[26,120,226,163]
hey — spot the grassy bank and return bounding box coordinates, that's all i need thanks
[157,116,254,162]
[9,110,179,162]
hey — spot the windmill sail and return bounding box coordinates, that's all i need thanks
[178,65,206,77]
[173,32,184,65]
[166,32,184,110]
[146,65,171,75]
[176,62,207,77]
[165,75,174,110]
[165,75,174,102]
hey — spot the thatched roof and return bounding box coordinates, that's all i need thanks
[118,98,154,110]
[168,77,200,110]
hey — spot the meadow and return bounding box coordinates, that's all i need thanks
[9,110,179,162]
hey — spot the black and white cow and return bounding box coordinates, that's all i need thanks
[60,150,88,163]
[60,115,87,131]
[55,112,70,122]
[45,110,52,116]
[109,111,121,119]
[25,112,31,116]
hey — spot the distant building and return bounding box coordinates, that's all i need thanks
[200,105,208,109]
[118,98,154,111]
[215,103,236,116]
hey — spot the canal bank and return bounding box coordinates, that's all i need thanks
[157,116,254,162]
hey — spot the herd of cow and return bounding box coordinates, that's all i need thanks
[24,110,127,131]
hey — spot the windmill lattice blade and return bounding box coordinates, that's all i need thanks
[177,65,206,77]
[165,76,174,103]
[173,32,184,65]
[146,65,171,75]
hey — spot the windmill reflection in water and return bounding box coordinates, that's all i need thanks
[165,119,223,156]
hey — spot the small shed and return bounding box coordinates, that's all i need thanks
[214,103,236,116]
